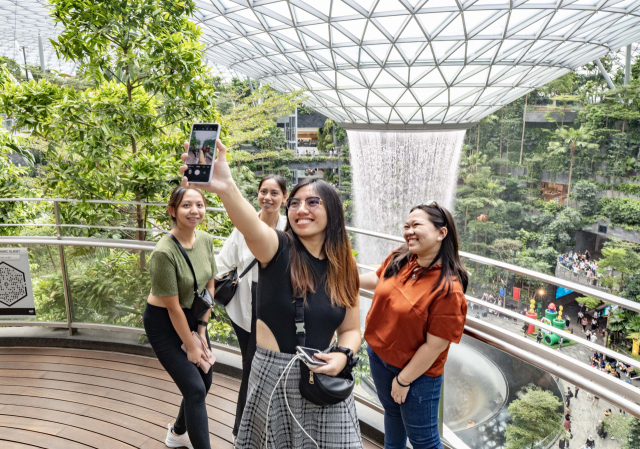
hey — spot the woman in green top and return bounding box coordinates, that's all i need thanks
[143,186,218,449]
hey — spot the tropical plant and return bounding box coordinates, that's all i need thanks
[547,126,599,206]
[505,385,563,449]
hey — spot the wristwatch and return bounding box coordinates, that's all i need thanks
[197,320,209,328]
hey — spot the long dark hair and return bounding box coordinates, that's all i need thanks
[383,204,468,296]
[284,178,359,309]
[258,174,287,195]
[167,186,206,227]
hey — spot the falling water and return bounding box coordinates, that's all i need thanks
[349,130,466,266]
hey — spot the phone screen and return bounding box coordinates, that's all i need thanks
[186,123,220,183]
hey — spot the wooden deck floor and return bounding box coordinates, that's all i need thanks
[0,347,380,449]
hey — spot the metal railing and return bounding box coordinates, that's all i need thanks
[555,261,609,293]
[2,197,640,440]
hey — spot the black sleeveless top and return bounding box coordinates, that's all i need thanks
[257,230,347,354]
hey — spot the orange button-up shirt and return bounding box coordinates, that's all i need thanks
[364,253,467,377]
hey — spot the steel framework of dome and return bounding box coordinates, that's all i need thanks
[2,0,640,128]
[193,0,640,128]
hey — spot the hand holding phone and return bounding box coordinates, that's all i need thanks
[185,123,220,184]
[296,346,328,366]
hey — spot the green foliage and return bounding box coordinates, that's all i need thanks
[617,183,640,197]
[604,413,633,445]
[252,123,286,152]
[505,385,563,449]
[572,180,599,216]
[598,197,640,227]
[581,296,601,310]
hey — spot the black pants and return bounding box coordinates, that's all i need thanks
[143,303,213,449]
[229,282,258,437]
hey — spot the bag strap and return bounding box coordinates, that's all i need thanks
[294,296,305,347]
[238,258,259,280]
[169,234,199,294]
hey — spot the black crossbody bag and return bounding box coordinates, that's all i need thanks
[170,235,215,321]
[213,258,259,306]
[295,296,358,406]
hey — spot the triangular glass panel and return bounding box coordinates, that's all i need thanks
[389,110,404,123]
[370,107,392,121]
[359,49,377,64]
[386,47,406,64]
[363,22,389,42]
[449,87,477,103]
[410,67,435,84]
[463,11,496,33]
[420,69,445,86]
[367,91,389,106]
[338,19,368,41]
[276,27,301,43]
[331,26,353,44]
[262,1,293,20]
[439,65,463,84]
[430,41,454,61]
[304,76,330,89]
[389,67,410,84]
[307,1,331,16]
[302,33,325,49]
[374,0,408,12]
[396,107,419,121]
[422,107,444,122]
[363,44,391,61]
[375,15,407,39]
[458,68,490,85]
[376,88,407,104]
[337,46,361,63]
[476,14,508,36]
[416,12,451,37]
[301,24,331,42]
[348,107,369,121]
[429,90,449,105]
[423,0,459,9]
[331,0,361,17]
[438,14,464,38]
[333,53,352,68]
[337,72,360,87]
[398,42,424,62]
[397,90,419,106]
[415,47,435,63]
[293,5,319,23]
[412,87,441,103]
[446,106,468,121]
[312,48,334,64]
[374,70,402,87]
[317,89,341,105]
[444,45,466,64]
[399,17,426,39]
[361,68,382,85]
[546,9,576,28]
[546,22,576,37]
[339,92,361,106]
[261,13,289,29]
[345,89,369,103]
[510,20,545,37]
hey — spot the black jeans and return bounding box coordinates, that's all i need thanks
[229,281,258,437]
[143,303,213,449]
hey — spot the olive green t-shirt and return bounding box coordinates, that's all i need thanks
[149,230,218,308]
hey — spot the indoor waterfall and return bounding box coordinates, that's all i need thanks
[349,129,466,266]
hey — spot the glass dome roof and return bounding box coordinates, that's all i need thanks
[2,0,640,127]
[194,0,640,127]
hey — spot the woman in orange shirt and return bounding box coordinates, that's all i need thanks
[360,202,468,449]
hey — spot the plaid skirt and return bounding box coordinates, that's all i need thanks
[235,346,363,449]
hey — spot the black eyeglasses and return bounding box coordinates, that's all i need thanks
[419,199,448,227]
[288,196,323,211]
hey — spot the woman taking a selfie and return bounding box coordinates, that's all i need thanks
[361,202,468,449]
[143,186,218,449]
[216,174,288,438]
[180,140,363,448]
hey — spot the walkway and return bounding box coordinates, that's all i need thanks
[0,346,381,449]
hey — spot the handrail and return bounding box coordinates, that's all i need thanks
[0,197,226,213]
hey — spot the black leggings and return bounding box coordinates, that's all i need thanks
[229,282,258,437]
[143,303,213,449]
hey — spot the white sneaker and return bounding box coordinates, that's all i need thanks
[165,423,194,449]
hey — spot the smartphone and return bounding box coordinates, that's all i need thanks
[296,346,328,366]
[185,123,220,184]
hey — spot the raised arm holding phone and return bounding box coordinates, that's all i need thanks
[180,140,364,449]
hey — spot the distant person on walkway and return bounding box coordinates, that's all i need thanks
[563,414,572,433]
[180,141,364,448]
[590,333,597,344]
[566,315,571,328]
[582,317,588,333]
[585,435,595,448]
[586,250,591,260]
[215,174,288,439]
[144,186,218,449]
[575,385,580,398]
[592,395,600,406]
[567,387,574,399]
[361,201,468,449]
[537,330,543,344]
[559,337,564,349]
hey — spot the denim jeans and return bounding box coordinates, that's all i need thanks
[367,346,444,449]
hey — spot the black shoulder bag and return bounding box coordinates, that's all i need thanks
[170,235,215,321]
[213,258,259,307]
[295,296,359,406]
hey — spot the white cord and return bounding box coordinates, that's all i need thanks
[263,355,318,449]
